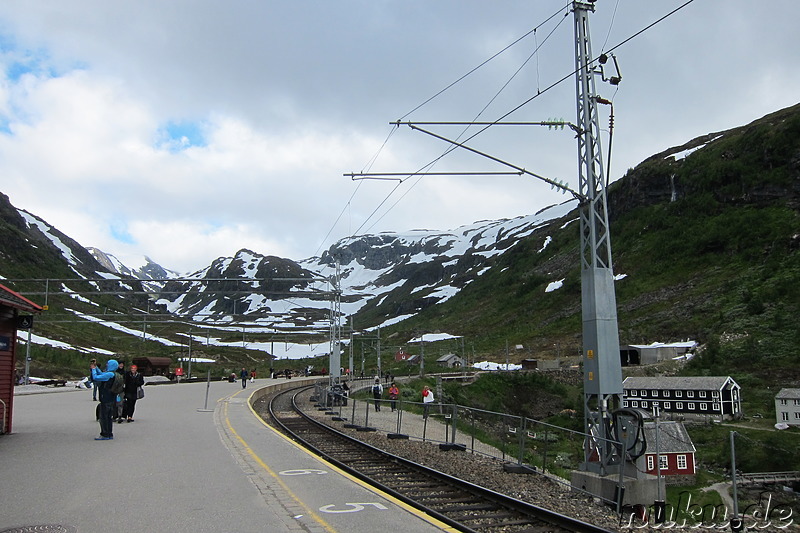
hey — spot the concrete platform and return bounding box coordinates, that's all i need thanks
[0,378,452,533]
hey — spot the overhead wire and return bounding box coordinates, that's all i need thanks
[326,0,699,251]
[328,2,572,244]
[358,9,571,235]
[356,4,572,236]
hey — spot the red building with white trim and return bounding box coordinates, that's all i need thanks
[637,420,696,484]
[0,283,43,434]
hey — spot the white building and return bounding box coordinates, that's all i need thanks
[775,388,800,426]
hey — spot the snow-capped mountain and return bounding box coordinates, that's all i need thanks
[148,200,577,331]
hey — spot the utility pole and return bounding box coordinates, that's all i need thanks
[419,333,425,377]
[348,317,354,379]
[329,260,342,384]
[377,326,381,378]
[573,0,623,475]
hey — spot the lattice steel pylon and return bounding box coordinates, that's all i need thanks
[329,260,342,383]
[573,0,623,475]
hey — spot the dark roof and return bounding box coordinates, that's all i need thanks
[0,283,43,313]
[643,421,696,454]
[623,376,737,391]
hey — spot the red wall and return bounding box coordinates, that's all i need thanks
[645,452,695,476]
[0,306,17,433]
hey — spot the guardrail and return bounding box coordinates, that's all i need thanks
[738,471,800,485]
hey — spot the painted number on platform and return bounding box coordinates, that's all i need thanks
[279,469,327,476]
[319,502,389,514]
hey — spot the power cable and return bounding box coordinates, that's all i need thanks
[326,0,698,254]
[600,0,621,53]
[357,7,571,236]
[398,1,571,122]
[327,3,570,245]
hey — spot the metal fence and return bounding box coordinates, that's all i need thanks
[311,382,622,503]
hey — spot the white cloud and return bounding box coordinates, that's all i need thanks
[0,1,796,273]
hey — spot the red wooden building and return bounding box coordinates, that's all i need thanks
[0,283,43,434]
[637,420,696,483]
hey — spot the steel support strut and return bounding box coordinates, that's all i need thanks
[573,1,623,475]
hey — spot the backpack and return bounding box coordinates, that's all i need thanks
[109,372,125,395]
[372,384,381,395]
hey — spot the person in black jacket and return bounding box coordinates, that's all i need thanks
[122,364,145,422]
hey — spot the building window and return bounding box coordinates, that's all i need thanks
[782,412,789,421]
[701,403,707,411]
[623,390,628,397]
[676,391,682,398]
[713,403,720,411]
[647,456,654,471]
[677,455,687,470]
[664,402,671,409]
[641,390,647,397]
[642,401,648,408]
[687,391,695,398]
[632,401,638,408]
[795,399,800,406]
[677,402,684,409]
[712,391,719,398]
[699,391,707,398]
[780,399,788,406]
[651,390,659,398]
[795,413,800,419]
[663,390,670,398]
[659,455,669,470]
[623,401,629,407]
[688,403,696,410]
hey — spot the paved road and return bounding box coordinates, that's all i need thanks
[1,379,451,533]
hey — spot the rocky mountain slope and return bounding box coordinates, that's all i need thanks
[0,103,798,383]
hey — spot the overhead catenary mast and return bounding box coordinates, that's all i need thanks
[573,0,624,474]
[329,260,342,383]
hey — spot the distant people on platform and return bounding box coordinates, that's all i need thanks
[90,359,119,440]
[341,381,350,406]
[422,385,435,419]
[372,378,383,411]
[115,362,126,423]
[388,382,400,412]
[123,364,145,423]
[240,367,248,388]
[249,369,256,383]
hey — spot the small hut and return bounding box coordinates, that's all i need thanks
[1,283,43,434]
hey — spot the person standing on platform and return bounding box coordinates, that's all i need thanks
[90,359,119,440]
[372,378,383,411]
[114,362,126,423]
[240,367,248,389]
[123,364,145,422]
[388,382,399,412]
[89,358,98,401]
[422,385,435,419]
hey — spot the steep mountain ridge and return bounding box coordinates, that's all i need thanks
[0,103,797,381]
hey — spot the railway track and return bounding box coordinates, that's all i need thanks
[261,384,614,533]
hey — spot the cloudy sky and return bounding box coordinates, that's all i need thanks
[0,1,796,274]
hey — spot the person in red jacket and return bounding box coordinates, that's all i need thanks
[388,382,400,412]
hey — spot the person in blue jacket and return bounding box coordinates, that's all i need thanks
[91,359,119,441]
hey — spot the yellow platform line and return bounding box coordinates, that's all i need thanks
[222,394,337,532]
[229,386,457,532]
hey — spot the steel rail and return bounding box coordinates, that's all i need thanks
[264,385,614,533]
